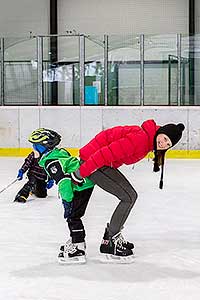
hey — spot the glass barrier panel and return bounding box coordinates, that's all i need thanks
[85,35,104,105]
[108,35,140,105]
[0,33,199,106]
[42,36,79,105]
[3,37,37,105]
[144,34,177,105]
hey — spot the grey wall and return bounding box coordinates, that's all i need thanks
[59,0,188,35]
[0,0,189,37]
[0,106,200,150]
[0,0,49,37]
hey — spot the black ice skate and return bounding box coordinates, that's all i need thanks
[14,195,27,203]
[100,230,134,264]
[58,239,86,264]
[118,232,134,250]
[103,223,134,250]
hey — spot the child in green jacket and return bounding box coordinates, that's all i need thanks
[28,128,94,264]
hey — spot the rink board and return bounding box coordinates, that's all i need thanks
[0,148,200,159]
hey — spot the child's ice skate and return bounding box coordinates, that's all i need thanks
[58,239,86,265]
[14,188,32,203]
[100,229,134,264]
[14,194,27,203]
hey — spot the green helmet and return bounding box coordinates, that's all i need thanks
[28,128,61,149]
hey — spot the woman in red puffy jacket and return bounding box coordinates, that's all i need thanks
[75,119,185,261]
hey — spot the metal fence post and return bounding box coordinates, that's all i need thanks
[37,36,43,105]
[177,33,182,106]
[140,34,144,105]
[103,34,108,106]
[79,34,85,106]
[0,38,4,105]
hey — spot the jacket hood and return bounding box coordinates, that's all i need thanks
[141,119,160,151]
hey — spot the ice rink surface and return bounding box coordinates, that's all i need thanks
[0,157,200,300]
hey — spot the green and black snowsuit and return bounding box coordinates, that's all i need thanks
[39,148,94,243]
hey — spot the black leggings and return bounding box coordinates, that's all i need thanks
[66,188,94,243]
[89,166,138,237]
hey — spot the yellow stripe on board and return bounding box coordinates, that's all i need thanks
[0,148,80,157]
[147,150,200,159]
[165,150,200,159]
[0,148,200,159]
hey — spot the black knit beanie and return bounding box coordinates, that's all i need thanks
[153,123,185,189]
[155,123,185,147]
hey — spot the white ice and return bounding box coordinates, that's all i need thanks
[0,157,200,300]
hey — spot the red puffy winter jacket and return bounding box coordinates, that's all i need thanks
[79,119,160,178]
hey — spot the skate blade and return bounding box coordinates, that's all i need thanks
[58,255,86,265]
[99,253,135,264]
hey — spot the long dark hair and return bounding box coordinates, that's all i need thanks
[153,150,166,172]
[153,150,166,189]
[153,133,167,189]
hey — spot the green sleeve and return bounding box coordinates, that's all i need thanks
[58,178,74,202]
